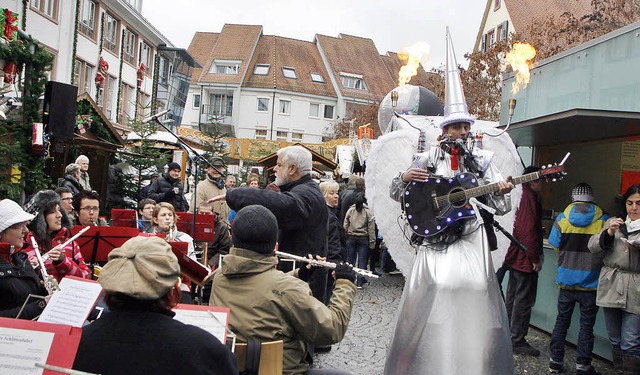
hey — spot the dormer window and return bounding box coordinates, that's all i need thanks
[211,60,241,75]
[339,72,367,90]
[254,64,270,75]
[310,73,324,83]
[282,67,297,79]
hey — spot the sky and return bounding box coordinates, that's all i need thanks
[141,0,487,70]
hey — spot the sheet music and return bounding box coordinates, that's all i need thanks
[0,327,54,375]
[38,277,102,328]
[173,306,229,344]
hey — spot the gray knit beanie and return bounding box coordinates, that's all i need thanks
[231,205,278,254]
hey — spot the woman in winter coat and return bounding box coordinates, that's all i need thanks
[588,184,640,374]
[343,192,375,288]
[320,180,345,304]
[0,199,47,319]
[23,190,91,282]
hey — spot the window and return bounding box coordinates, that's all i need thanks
[279,100,291,115]
[158,57,169,85]
[292,131,303,142]
[212,60,241,75]
[193,94,200,108]
[139,42,152,70]
[323,105,334,119]
[120,83,135,124]
[276,131,288,141]
[499,21,509,41]
[487,30,495,48]
[103,13,119,53]
[31,0,58,19]
[282,67,297,79]
[73,59,94,95]
[123,29,137,65]
[310,73,324,83]
[340,73,367,90]
[254,64,270,75]
[78,0,96,38]
[494,0,501,10]
[103,75,118,120]
[255,129,267,140]
[257,98,269,112]
[209,94,233,116]
[309,103,319,118]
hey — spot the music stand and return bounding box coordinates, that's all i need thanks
[71,226,141,278]
[175,212,215,242]
[169,242,213,286]
[111,208,138,228]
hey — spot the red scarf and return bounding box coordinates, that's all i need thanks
[450,146,460,171]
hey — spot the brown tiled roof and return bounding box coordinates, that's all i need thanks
[474,0,592,51]
[381,52,434,89]
[315,34,395,102]
[187,32,218,84]
[506,0,592,32]
[192,24,263,85]
[243,35,336,97]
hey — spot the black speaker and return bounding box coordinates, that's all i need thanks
[44,81,78,140]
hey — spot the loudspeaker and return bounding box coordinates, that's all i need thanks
[44,81,78,140]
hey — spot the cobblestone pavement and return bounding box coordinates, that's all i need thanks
[313,273,617,375]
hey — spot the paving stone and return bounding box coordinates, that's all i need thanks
[313,273,617,375]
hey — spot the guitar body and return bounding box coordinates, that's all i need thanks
[403,173,480,238]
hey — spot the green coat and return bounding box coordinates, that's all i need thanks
[210,247,356,375]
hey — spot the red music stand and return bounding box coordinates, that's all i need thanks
[71,226,140,277]
[111,208,138,228]
[175,212,215,242]
[169,242,213,286]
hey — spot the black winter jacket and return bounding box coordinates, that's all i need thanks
[0,244,47,319]
[148,173,189,212]
[226,175,328,257]
[61,175,83,196]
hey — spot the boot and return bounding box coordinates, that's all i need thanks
[622,356,640,375]
[612,347,623,373]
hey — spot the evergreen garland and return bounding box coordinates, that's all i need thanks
[75,99,119,144]
[0,37,54,200]
[71,0,80,83]
[116,29,124,123]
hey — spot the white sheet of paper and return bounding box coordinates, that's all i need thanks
[173,309,228,343]
[38,277,102,328]
[0,327,54,375]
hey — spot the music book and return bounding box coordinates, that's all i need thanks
[173,304,230,344]
[0,318,82,375]
[38,276,103,328]
[111,208,138,228]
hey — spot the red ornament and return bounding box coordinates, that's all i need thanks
[95,56,109,88]
[3,61,17,84]
[137,63,145,90]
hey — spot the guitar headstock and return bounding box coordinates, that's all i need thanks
[540,163,567,182]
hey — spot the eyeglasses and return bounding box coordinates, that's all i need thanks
[80,206,99,212]
[61,197,73,201]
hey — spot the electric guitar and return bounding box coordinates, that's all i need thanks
[402,164,566,238]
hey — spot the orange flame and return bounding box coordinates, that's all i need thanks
[398,42,431,86]
[505,42,536,94]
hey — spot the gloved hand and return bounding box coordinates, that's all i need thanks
[334,263,356,284]
[297,254,317,282]
[164,189,176,198]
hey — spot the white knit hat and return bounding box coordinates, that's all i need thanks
[0,199,35,233]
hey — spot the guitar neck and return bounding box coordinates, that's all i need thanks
[465,172,540,199]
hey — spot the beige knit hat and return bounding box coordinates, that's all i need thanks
[99,236,180,300]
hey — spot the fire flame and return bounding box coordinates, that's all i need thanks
[505,42,536,94]
[398,41,431,86]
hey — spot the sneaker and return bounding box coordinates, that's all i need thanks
[576,367,601,375]
[315,345,332,353]
[549,361,564,373]
[512,342,540,356]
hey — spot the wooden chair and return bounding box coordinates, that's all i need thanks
[234,340,284,375]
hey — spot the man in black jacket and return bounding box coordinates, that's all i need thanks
[148,162,189,212]
[209,145,328,302]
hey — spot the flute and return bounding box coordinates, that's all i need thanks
[40,226,90,263]
[275,250,379,279]
[30,237,60,295]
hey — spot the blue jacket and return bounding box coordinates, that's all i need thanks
[549,202,607,290]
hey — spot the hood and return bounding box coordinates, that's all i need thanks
[565,202,603,228]
[220,247,279,278]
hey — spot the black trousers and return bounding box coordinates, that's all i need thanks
[505,268,538,345]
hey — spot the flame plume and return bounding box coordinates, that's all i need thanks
[398,41,431,86]
[505,43,536,94]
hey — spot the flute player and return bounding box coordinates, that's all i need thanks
[210,205,357,375]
